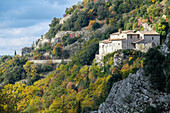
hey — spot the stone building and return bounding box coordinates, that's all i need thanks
[95,29,160,62]
[20,47,33,56]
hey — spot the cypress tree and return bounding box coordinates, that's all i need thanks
[14,50,17,56]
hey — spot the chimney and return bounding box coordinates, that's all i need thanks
[119,29,122,34]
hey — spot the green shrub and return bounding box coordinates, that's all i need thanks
[144,48,166,92]
[144,106,157,113]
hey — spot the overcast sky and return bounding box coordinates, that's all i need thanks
[0,0,82,55]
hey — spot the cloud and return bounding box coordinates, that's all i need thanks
[0,0,82,55]
[0,21,50,55]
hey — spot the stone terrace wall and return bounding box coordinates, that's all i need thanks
[29,59,70,64]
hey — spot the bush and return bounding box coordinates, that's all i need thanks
[144,106,158,113]
[79,42,99,65]
[92,22,100,30]
[122,70,133,79]
[41,64,53,72]
[144,48,166,92]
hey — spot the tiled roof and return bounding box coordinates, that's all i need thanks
[100,38,125,44]
[138,31,160,35]
[100,40,112,44]
[110,38,126,41]
[111,30,133,35]
[111,30,160,35]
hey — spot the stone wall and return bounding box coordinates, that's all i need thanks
[136,42,153,53]
[95,69,170,113]
[29,59,70,64]
[20,47,32,56]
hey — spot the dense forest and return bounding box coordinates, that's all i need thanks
[0,0,169,112]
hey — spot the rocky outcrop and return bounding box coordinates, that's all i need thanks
[59,14,72,24]
[161,33,170,56]
[113,52,124,66]
[35,35,50,49]
[142,23,153,31]
[96,69,170,113]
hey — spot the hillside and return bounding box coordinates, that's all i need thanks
[0,0,170,113]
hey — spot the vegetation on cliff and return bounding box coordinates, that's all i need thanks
[0,0,169,112]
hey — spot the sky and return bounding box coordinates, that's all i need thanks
[0,0,82,55]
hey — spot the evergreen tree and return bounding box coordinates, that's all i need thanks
[163,53,170,93]
[14,50,17,56]
[31,41,35,50]
[144,48,166,92]
[77,101,81,113]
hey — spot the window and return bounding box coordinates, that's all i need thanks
[137,35,140,39]
[152,37,154,40]
[118,43,120,45]
[130,35,132,39]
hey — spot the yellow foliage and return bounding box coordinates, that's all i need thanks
[108,6,112,12]
[109,17,115,25]
[88,9,93,14]
[108,57,113,65]
[23,61,37,78]
[129,57,133,61]
[162,25,166,30]
[88,20,96,29]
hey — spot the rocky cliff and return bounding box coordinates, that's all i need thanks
[94,68,170,113]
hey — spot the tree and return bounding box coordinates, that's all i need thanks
[144,48,166,91]
[52,43,63,58]
[79,42,99,65]
[49,17,60,27]
[163,53,170,93]
[97,5,106,20]
[76,101,81,113]
[92,22,100,30]
[76,12,89,29]
[14,50,17,56]
[31,41,35,50]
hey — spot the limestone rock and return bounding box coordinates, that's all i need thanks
[97,69,170,113]
[160,32,170,56]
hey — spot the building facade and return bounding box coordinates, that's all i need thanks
[95,30,160,62]
[20,47,33,56]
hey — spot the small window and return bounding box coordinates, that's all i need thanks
[137,35,140,39]
[130,35,132,39]
[152,37,154,40]
[118,43,120,45]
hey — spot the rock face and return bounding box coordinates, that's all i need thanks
[97,69,170,113]
[35,35,50,49]
[160,33,170,56]
[59,14,72,24]
[113,52,124,66]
